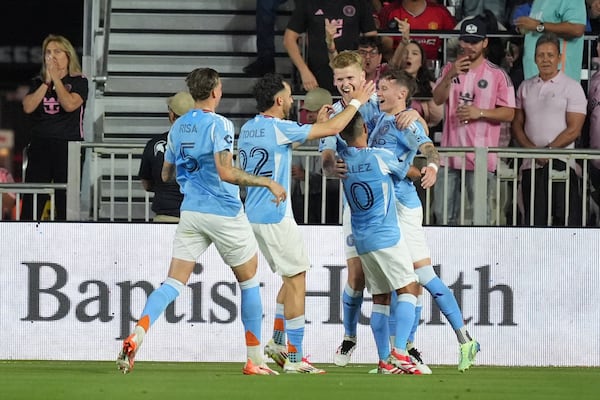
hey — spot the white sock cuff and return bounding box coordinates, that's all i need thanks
[163,277,184,293]
[275,303,285,316]
[397,293,417,306]
[344,283,363,298]
[372,304,390,316]
[416,295,423,307]
[286,315,305,330]
[239,274,260,289]
[415,265,436,286]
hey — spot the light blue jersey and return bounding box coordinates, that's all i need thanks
[318,94,380,153]
[367,113,431,209]
[238,114,312,223]
[339,146,409,255]
[164,109,242,217]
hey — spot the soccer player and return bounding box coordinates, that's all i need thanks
[368,67,480,373]
[319,50,425,369]
[116,68,287,376]
[338,113,422,374]
[238,73,375,374]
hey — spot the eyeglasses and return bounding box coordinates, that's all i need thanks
[358,49,379,57]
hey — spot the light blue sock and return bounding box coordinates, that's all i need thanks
[239,275,262,346]
[370,304,390,361]
[286,315,305,363]
[388,291,397,340]
[392,294,417,352]
[140,277,183,326]
[342,284,363,337]
[408,295,423,343]
[416,266,464,330]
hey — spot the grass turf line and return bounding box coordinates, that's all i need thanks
[0,361,598,400]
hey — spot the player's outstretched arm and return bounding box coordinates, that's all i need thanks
[214,150,286,205]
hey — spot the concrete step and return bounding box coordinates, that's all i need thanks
[111,0,295,12]
[109,31,286,53]
[110,11,290,31]
[107,53,293,75]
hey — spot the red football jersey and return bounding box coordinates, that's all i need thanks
[379,1,456,60]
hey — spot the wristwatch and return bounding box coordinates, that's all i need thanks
[536,22,545,33]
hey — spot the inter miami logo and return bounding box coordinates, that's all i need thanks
[478,79,488,89]
[343,6,356,17]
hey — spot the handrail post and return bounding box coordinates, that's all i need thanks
[67,141,82,221]
[473,147,488,225]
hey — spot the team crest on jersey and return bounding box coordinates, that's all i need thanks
[343,5,356,17]
[225,134,233,144]
[346,233,355,247]
[478,79,488,89]
[428,22,439,30]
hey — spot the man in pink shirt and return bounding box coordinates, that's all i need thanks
[432,15,515,225]
[512,33,587,226]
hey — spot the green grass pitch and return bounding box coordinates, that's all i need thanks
[0,361,598,400]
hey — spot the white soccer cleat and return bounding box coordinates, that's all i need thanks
[283,357,326,374]
[408,346,432,375]
[264,339,288,368]
[388,348,422,375]
[333,337,357,367]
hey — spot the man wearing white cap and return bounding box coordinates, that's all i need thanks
[432,15,515,225]
[138,91,194,222]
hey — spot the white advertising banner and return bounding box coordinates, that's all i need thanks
[0,223,598,367]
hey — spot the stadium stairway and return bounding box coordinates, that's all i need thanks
[91,0,293,220]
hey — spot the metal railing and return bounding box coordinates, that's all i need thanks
[0,183,64,221]
[5,143,600,227]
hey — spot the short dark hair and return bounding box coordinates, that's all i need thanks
[186,68,220,101]
[535,32,561,55]
[252,73,286,112]
[357,36,383,54]
[340,113,365,144]
[379,67,418,99]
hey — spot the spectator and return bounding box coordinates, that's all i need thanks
[243,0,288,77]
[0,167,16,219]
[514,0,586,82]
[283,0,377,93]
[357,36,387,83]
[448,10,507,66]
[21,34,88,221]
[588,34,600,194]
[432,16,516,225]
[326,30,388,84]
[512,33,587,226]
[399,40,444,127]
[588,0,600,32]
[378,0,456,63]
[138,92,194,222]
[292,87,340,224]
